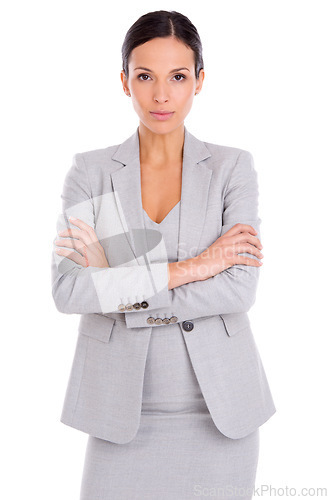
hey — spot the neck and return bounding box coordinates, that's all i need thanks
[138,122,184,168]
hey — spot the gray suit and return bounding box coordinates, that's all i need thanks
[51,125,276,444]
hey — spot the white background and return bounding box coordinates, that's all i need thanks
[1,1,328,498]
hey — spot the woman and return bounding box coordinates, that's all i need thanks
[52,10,276,500]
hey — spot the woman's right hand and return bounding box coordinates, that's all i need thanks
[194,223,264,281]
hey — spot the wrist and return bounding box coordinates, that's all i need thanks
[167,257,203,290]
[184,256,203,283]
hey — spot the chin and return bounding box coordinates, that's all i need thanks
[141,120,176,134]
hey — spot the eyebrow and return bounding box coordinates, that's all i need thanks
[133,66,190,73]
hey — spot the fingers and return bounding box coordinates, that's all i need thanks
[225,223,258,237]
[233,243,264,260]
[54,247,87,266]
[67,217,98,242]
[54,237,87,257]
[248,234,263,250]
[57,226,91,242]
[235,255,263,267]
[225,227,262,250]
[55,217,103,268]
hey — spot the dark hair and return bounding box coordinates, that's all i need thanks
[121,10,204,80]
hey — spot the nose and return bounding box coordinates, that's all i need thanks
[154,95,169,103]
[153,84,169,103]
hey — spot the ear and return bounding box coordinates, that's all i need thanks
[120,70,130,97]
[195,69,205,94]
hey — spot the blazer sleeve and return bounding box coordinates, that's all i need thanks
[51,153,170,314]
[125,150,262,328]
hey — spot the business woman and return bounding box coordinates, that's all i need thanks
[51,9,276,500]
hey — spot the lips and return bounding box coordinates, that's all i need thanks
[150,111,174,114]
[149,111,174,121]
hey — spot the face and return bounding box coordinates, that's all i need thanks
[121,36,204,134]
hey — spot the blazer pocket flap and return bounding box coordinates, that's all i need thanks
[78,313,116,343]
[219,312,250,337]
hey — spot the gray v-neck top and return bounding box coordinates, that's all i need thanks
[141,198,205,406]
[142,201,181,264]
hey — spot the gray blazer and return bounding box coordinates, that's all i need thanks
[51,125,276,444]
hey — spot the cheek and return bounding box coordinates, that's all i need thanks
[133,88,151,109]
[179,92,194,112]
[176,84,194,103]
[131,90,146,110]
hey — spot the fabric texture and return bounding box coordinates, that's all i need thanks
[54,126,276,445]
[79,200,259,499]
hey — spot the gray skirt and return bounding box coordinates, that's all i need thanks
[80,323,260,500]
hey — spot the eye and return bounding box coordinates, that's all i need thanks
[137,73,186,82]
[137,74,151,81]
[173,74,186,81]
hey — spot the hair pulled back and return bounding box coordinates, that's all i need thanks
[121,10,204,80]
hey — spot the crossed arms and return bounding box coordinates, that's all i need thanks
[51,150,262,326]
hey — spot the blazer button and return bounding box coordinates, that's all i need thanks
[126,303,134,311]
[133,303,141,310]
[155,318,163,325]
[163,318,170,324]
[141,301,149,309]
[147,317,155,324]
[169,316,178,323]
[182,320,194,331]
[118,304,126,312]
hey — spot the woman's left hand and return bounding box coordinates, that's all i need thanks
[54,216,109,268]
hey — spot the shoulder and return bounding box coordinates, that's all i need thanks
[75,143,121,168]
[201,138,255,180]
[203,139,253,163]
[68,143,123,188]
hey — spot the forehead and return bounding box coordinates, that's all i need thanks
[129,37,194,69]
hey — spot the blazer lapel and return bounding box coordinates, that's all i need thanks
[178,128,212,261]
[110,125,212,264]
